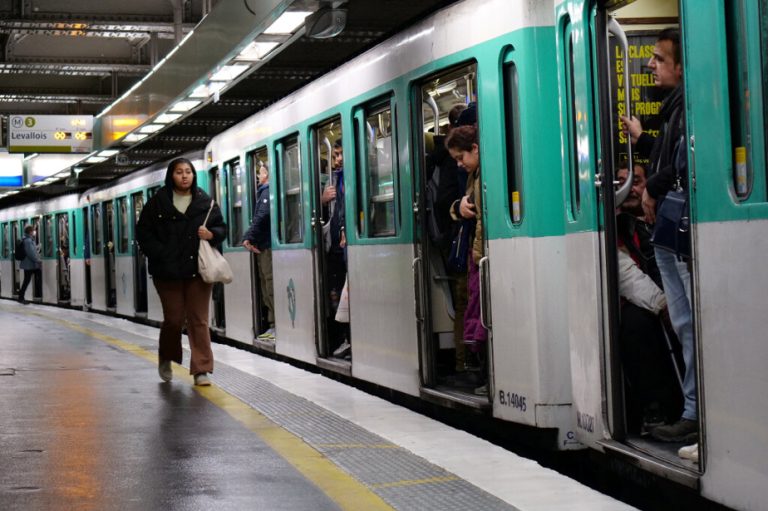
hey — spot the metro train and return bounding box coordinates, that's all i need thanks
[1,1,766,509]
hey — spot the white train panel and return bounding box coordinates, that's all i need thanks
[347,243,420,397]
[115,255,135,316]
[223,251,255,342]
[273,248,317,364]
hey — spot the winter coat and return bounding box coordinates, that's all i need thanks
[20,235,42,270]
[450,166,484,264]
[136,186,226,280]
[242,183,271,250]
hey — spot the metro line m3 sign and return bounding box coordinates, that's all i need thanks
[8,115,93,153]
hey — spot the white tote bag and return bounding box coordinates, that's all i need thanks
[198,200,233,284]
[334,277,350,323]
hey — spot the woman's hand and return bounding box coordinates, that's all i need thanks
[198,226,214,241]
[459,195,476,219]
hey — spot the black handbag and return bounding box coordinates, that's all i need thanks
[447,219,475,272]
[650,189,690,260]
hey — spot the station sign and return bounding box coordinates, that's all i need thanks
[8,115,94,153]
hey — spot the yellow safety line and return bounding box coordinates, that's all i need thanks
[8,306,393,511]
[316,443,401,449]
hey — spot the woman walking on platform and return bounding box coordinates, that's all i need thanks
[136,157,226,386]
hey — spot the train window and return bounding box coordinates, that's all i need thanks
[726,0,768,202]
[71,213,77,257]
[248,147,269,212]
[225,158,244,246]
[562,19,581,218]
[56,213,69,260]
[356,99,398,237]
[277,136,303,244]
[91,204,102,255]
[118,197,129,253]
[147,185,161,199]
[503,60,524,224]
[43,215,54,257]
[1,223,7,258]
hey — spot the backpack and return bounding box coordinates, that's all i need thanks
[14,238,26,261]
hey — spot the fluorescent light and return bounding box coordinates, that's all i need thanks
[189,84,210,98]
[264,11,311,34]
[210,64,249,82]
[138,124,164,134]
[98,149,119,157]
[123,133,148,143]
[155,113,182,123]
[86,156,107,163]
[236,41,279,61]
[24,153,39,161]
[169,99,201,112]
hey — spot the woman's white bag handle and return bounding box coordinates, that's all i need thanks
[198,200,233,284]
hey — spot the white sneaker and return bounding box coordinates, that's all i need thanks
[158,359,173,382]
[194,373,211,386]
[332,340,351,358]
[678,443,699,463]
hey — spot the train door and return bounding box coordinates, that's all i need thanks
[412,64,489,408]
[82,206,92,308]
[55,212,71,303]
[103,201,117,310]
[131,192,148,315]
[247,147,274,348]
[10,221,19,297]
[310,116,352,372]
[208,167,226,332]
[559,0,697,479]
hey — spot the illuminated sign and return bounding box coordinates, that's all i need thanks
[8,115,94,153]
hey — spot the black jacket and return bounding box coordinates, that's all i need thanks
[136,186,226,280]
[242,183,271,250]
[636,84,686,200]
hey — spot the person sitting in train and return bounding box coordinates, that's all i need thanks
[616,162,683,435]
[242,163,275,341]
[136,157,227,387]
[426,103,468,376]
[446,113,488,396]
[620,28,697,444]
[321,139,351,359]
[18,224,42,305]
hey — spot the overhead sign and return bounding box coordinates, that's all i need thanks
[8,115,93,153]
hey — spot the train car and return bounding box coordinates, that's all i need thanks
[1,0,766,509]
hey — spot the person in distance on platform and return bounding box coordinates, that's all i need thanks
[242,163,276,341]
[136,157,226,387]
[18,224,42,304]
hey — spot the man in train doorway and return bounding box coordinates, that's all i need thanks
[620,28,697,443]
[321,139,350,359]
[243,163,275,340]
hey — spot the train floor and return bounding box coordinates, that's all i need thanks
[0,300,637,511]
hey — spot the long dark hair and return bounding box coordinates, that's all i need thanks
[164,157,198,193]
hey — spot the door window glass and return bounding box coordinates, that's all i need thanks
[118,197,129,253]
[361,101,397,237]
[91,205,102,255]
[226,158,244,245]
[43,215,54,257]
[563,19,581,218]
[1,223,7,258]
[503,60,524,224]
[726,0,768,202]
[278,137,303,244]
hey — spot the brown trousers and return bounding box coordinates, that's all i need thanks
[154,277,214,375]
[257,248,275,327]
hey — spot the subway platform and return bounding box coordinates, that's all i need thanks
[0,301,636,511]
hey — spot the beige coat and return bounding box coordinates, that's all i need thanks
[449,167,484,264]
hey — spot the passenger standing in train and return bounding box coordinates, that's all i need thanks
[242,164,275,340]
[18,224,42,304]
[616,163,683,434]
[321,139,350,358]
[620,28,697,443]
[136,157,227,386]
[446,118,488,395]
[427,104,469,375]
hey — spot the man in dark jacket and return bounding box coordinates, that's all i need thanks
[620,28,697,444]
[136,157,226,387]
[242,163,275,340]
[18,224,42,304]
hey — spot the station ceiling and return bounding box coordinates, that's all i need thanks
[0,0,456,207]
